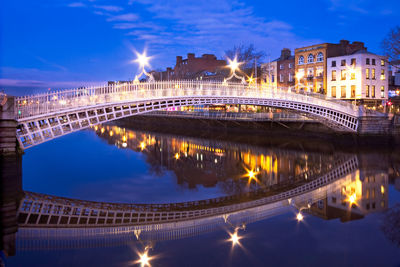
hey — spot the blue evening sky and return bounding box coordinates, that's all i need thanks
[0,0,399,95]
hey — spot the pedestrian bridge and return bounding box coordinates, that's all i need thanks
[18,155,357,229]
[16,155,358,249]
[13,81,380,149]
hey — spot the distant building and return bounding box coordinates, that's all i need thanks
[276,48,295,88]
[173,53,226,79]
[295,40,366,94]
[150,67,174,81]
[389,60,400,97]
[261,61,277,87]
[327,50,389,103]
[261,48,294,88]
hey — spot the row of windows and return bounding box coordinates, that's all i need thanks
[330,85,385,98]
[331,58,386,67]
[279,63,293,70]
[267,74,295,83]
[279,73,294,82]
[298,53,324,65]
[331,69,385,81]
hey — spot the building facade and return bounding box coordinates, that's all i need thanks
[261,49,294,88]
[173,53,226,79]
[276,48,295,88]
[327,51,389,102]
[261,61,277,87]
[295,40,366,94]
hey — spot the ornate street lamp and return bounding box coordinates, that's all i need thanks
[134,50,155,82]
[224,56,246,84]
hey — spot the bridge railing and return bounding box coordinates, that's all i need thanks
[15,80,362,120]
[142,110,311,121]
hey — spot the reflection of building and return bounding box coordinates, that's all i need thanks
[93,125,337,193]
[295,40,366,94]
[327,50,388,103]
[308,170,388,222]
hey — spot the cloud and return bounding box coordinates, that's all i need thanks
[0,67,104,93]
[326,0,369,14]
[67,2,86,8]
[94,5,123,12]
[113,22,164,30]
[107,13,138,22]
[0,79,103,88]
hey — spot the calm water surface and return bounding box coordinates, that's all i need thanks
[4,121,400,267]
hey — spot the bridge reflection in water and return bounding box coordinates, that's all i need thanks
[8,124,396,254]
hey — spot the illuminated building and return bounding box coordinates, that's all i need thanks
[295,40,366,94]
[327,50,389,104]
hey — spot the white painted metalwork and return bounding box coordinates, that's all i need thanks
[14,81,376,148]
[17,156,357,228]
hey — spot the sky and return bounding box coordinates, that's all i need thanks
[0,0,399,95]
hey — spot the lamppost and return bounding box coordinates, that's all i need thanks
[224,56,246,84]
[133,50,155,83]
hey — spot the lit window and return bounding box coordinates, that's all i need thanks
[316,67,323,77]
[380,69,385,80]
[351,58,356,66]
[372,85,375,98]
[307,54,314,63]
[298,68,305,79]
[331,86,336,97]
[341,86,346,98]
[381,59,385,66]
[381,86,385,98]
[371,68,375,79]
[366,85,370,97]
[316,52,324,62]
[366,68,370,79]
[351,85,356,98]
[331,70,336,81]
[351,72,355,80]
[298,56,304,65]
[341,70,346,80]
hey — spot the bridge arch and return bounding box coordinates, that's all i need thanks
[15,81,361,149]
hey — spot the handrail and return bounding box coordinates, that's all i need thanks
[14,80,367,120]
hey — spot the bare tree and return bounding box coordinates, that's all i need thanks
[381,26,400,61]
[225,44,265,69]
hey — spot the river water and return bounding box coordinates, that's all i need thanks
[4,118,400,266]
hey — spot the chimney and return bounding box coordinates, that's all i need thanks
[176,56,182,64]
[281,48,291,60]
[187,53,195,60]
[340,40,350,46]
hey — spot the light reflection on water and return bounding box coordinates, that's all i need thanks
[4,120,400,266]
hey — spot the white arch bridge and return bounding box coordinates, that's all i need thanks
[14,81,382,149]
